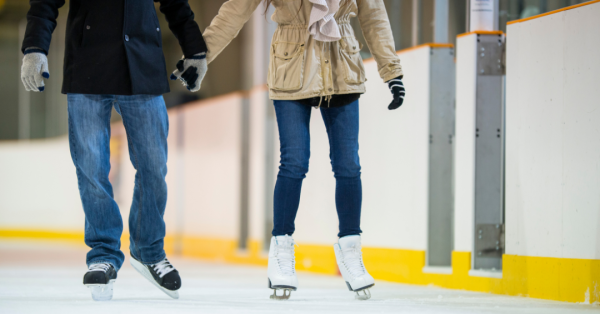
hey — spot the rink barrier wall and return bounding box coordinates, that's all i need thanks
[506,0,600,25]
[504,0,600,262]
[2,21,600,304]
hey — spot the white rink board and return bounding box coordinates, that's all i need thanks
[0,138,84,231]
[505,2,600,259]
[113,94,244,240]
[179,95,243,239]
[292,47,431,250]
[248,90,270,242]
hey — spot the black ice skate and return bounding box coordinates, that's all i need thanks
[130,256,181,299]
[83,263,117,301]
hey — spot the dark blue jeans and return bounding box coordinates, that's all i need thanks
[272,99,362,238]
[67,94,169,271]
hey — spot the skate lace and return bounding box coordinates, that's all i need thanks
[152,258,176,278]
[342,245,366,278]
[276,236,296,276]
[88,263,111,272]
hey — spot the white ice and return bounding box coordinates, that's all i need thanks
[0,240,597,314]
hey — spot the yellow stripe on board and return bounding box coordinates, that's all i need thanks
[0,229,85,243]
[1,229,598,304]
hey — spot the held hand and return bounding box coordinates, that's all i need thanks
[387,76,405,110]
[21,48,50,92]
[170,52,207,92]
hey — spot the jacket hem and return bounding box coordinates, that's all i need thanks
[269,89,366,101]
[61,89,169,96]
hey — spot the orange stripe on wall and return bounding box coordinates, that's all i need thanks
[507,0,600,25]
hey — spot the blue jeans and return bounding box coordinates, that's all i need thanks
[67,94,169,270]
[272,100,362,238]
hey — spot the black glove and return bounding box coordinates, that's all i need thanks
[387,76,405,110]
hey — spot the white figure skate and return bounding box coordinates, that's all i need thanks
[267,235,298,300]
[334,235,375,300]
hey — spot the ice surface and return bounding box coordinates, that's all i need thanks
[0,240,597,314]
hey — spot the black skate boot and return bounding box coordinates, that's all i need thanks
[130,255,181,299]
[83,263,117,301]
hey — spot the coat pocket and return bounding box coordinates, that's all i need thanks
[339,37,366,84]
[81,11,90,47]
[150,6,162,47]
[268,41,305,91]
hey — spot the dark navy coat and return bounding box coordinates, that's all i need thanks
[22,0,207,95]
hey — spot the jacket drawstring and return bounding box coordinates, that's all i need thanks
[316,41,333,109]
[317,94,333,109]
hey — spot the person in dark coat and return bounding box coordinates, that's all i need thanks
[20,0,207,301]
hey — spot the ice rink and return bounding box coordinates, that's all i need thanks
[0,240,596,314]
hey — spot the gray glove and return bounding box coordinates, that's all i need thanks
[170,52,207,92]
[21,47,50,92]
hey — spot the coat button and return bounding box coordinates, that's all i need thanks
[86,25,90,30]
[284,52,288,56]
[328,88,333,92]
[125,35,129,41]
[156,28,160,32]
[325,60,329,64]
[353,46,356,49]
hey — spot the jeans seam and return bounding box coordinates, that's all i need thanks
[323,110,343,235]
[282,177,288,236]
[322,109,336,173]
[116,100,144,260]
[68,110,80,193]
[273,100,311,236]
[68,105,88,244]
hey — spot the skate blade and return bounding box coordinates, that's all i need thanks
[270,288,293,300]
[130,257,179,299]
[86,280,115,301]
[354,289,371,300]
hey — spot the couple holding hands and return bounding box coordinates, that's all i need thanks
[21,0,405,301]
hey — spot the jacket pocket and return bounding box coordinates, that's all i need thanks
[150,6,162,47]
[80,11,90,47]
[268,41,305,91]
[339,37,366,84]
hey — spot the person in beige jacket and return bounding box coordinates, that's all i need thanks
[203,0,406,300]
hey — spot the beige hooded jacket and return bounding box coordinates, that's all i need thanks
[203,0,403,100]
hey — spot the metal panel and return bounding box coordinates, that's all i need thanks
[427,47,456,266]
[473,34,505,270]
[474,223,504,258]
[239,97,250,249]
[477,41,504,76]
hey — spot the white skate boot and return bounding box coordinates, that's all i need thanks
[334,235,375,300]
[267,235,298,300]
